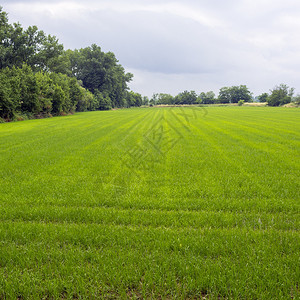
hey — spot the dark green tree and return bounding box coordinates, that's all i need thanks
[68,45,132,108]
[267,84,294,106]
[219,85,252,103]
[94,90,112,110]
[258,93,269,103]
[175,90,198,104]
[199,91,216,104]
[0,7,64,72]
[156,93,174,105]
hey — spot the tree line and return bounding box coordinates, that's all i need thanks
[148,84,298,107]
[0,7,143,121]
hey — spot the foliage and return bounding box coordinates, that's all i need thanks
[94,90,112,110]
[68,45,133,108]
[219,85,252,103]
[125,91,143,107]
[174,90,198,105]
[267,84,294,106]
[142,96,149,106]
[238,100,244,106]
[258,92,269,103]
[0,7,64,72]
[199,91,216,104]
[292,94,300,106]
[154,93,174,105]
[0,64,95,119]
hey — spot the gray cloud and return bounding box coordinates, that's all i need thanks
[2,0,300,97]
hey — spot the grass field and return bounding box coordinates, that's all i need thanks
[0,106,299,299]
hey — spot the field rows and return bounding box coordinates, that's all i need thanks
[0,107,299,299]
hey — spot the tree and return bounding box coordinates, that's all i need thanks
[0,7,64,72]
[68,45,132,108]
[150,93,159,106]
[174,90,198,104]
[52,85,65,114]
[258,93,269,103]
[142,96,149,106]
[292,95,300,106]
[94,90,112,110]
[156,93,174,105]
[267,84,294,106]
[218,85,252,103]
[0,70,18,119]
[125,91,143,107]
[199,91,216,104]
[218,87,231,103]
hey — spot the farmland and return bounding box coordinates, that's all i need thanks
[0,106,299,299]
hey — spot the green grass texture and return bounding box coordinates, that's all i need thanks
[0,106,299,299]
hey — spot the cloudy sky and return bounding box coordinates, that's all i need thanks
[2,0,300,97]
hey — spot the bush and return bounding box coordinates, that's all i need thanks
[238,100,245,106]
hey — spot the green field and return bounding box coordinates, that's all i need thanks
[0,106,299,299]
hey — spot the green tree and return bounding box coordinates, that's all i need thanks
[258,93,269,103]
[0,7,64,72]
[94,90,112,110]
[0,70,18,119]
[142,96,149,106]
[292,95,300,106]
[52,85,65,114]
[175,90,198,104]
[68,45,132,108]
[18,64,39,114]
[125,91,143,107]
[156,93,174,105]
[219,85,252,103]
[35,71,53,115]
[218,87,231,103]
[267,84,294,106]
[199,91,216,104]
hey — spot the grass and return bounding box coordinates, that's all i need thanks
[0,106,299,299]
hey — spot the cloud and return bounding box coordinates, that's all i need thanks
[1,0,300,96]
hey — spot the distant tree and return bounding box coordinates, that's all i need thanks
[125,91,142,107]
[174,90,198,105]
[258,93,269,103]
[156,93,174,105]
[199,91,216,104]
[150,93,159,106]
[267,84,294,106]
[218,85,252,103]
[142,96,149,106]
[292,94,300,106]
[218,87,231,103]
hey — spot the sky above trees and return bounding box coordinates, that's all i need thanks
[2,0,300,97]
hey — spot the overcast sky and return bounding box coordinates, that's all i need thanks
[2,0,300,97]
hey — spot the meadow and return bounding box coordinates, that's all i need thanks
[0,106,299,299]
